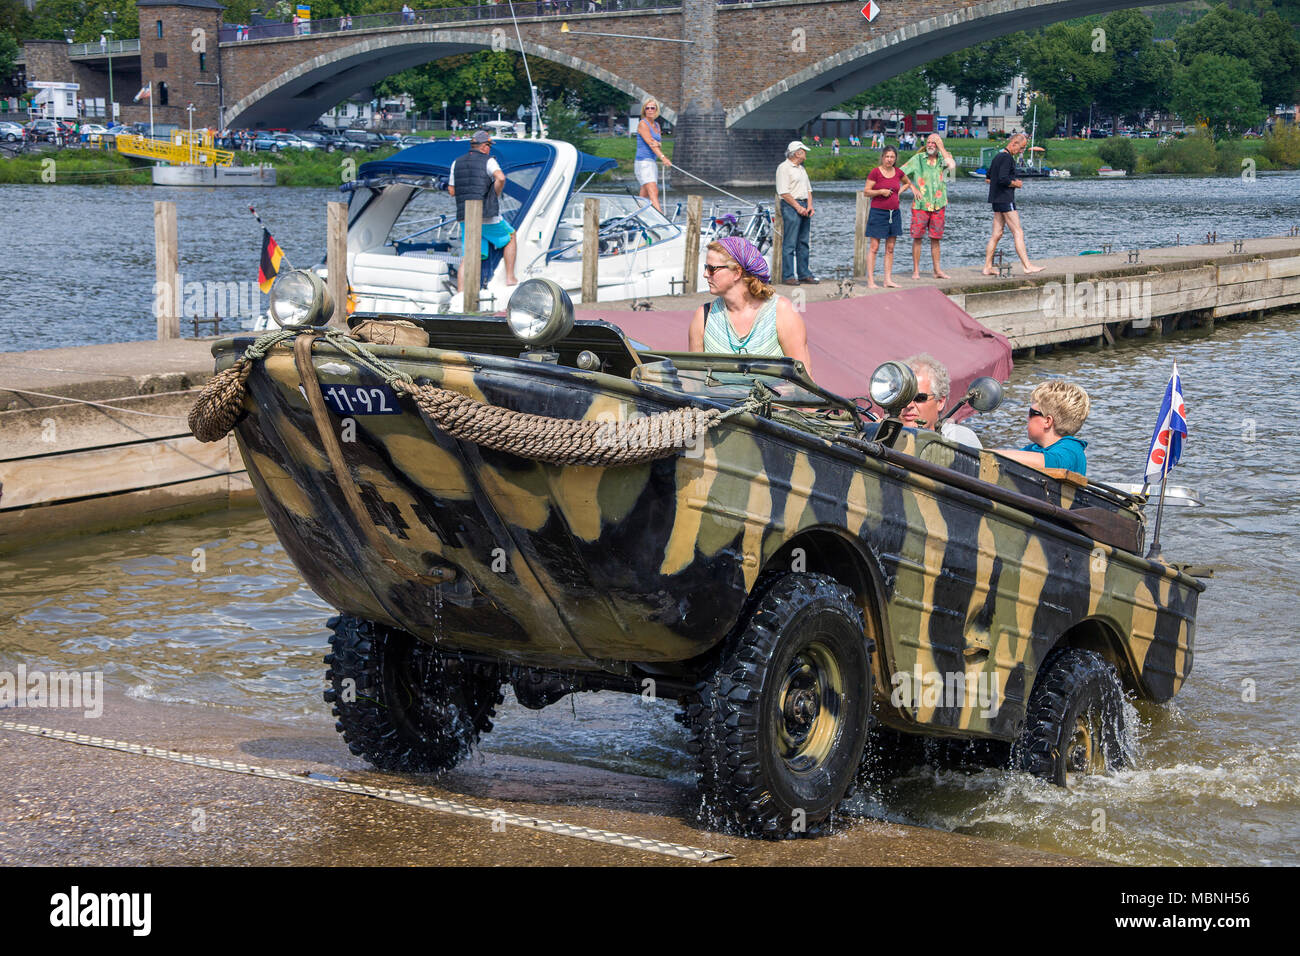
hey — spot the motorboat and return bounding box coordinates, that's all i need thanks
[1097,166,1128,178]
[336,138,718,314]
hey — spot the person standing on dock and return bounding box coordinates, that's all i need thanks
[900,134,956,280]
[776,141,818,286]
[862,146,913,289]
[982,133,1044,276]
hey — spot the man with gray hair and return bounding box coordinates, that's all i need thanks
[776,140,818,286]
[981,132,1044,277]
[900,353,982,449]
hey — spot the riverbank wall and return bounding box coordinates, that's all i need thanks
[2,235,1298,554]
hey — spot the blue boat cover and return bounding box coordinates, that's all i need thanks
[348,139,616,228]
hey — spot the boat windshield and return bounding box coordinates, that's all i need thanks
[549,195,680,260]
[379,181,528,249]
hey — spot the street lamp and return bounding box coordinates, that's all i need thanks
[64,29,74,44]
[103,12,117,125]
[186,103,195,163]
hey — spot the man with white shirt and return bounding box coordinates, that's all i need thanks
[448,130,518,292]
[900,353,982,449]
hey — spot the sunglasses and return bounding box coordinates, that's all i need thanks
[1028,407,1047,420]
[909,392,934,403]
[703,264,735,276]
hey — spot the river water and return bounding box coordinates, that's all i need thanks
[2,177,1299,864]
[2,171,1298,351]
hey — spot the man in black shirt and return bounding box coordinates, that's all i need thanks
[982,133,1044,276]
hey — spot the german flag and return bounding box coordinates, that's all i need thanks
[258,228,285,293]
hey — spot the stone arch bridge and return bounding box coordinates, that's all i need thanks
[224,0,1151,183]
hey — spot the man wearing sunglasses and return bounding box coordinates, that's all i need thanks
[899,354,982,449]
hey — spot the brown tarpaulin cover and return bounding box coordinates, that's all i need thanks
[581,287,1013,420]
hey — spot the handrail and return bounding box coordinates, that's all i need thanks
[68,38,140,57]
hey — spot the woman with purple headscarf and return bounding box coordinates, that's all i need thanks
[687,236,812,374]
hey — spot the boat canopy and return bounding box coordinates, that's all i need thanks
[343,140,617,228]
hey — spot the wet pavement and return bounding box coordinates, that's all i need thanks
[0,691,1082,866]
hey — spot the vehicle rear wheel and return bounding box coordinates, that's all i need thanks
[1014,648,1129,785]
[684,573,873,837]
[323,613,503,773]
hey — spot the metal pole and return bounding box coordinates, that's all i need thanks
[1145,471,1170,559]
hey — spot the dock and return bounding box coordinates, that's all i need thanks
[2,234,1298,554]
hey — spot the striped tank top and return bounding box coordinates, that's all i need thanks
[701,297,783,357]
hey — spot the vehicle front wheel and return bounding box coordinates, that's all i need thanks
[1014,647,1129,785]
[684,573,873,837]
[323,613,503,774]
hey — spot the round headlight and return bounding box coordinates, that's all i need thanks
[869,361,918,415]
[269,269,333,329]
[507,278,574,347]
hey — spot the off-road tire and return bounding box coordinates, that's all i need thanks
[1014,647,1128,785]
[684,573,873,837]
[323,614,503,773]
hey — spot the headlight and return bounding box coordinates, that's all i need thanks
[507,278,574,347]
[869,361,918,415]
[269,269,333,329]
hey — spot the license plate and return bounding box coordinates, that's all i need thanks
[319,384,401,415]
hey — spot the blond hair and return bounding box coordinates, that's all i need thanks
[706,241,774,300]
[641,98,660,118]
[1031,380,1090,435]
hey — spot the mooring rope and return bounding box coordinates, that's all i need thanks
[0,720,731,863]
[0,386,189,419]
[189,327,755,466]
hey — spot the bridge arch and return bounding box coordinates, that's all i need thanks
[728,0,1146,129]
[224,28,671,130]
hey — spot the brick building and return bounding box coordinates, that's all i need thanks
[127,0,225,130]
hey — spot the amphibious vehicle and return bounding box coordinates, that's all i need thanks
[201,273,1205,836]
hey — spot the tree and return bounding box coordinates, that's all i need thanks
[1095,10,1175,128]
[542,99,590,153]
[0,29,17,79]
[1024,92,1056,139]
[29,0,139,41]
[1171,53,1267,139]
[1174,3,1300,107]
[924,40,1024,120]
[1022,23,1112,134]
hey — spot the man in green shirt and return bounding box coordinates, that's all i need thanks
[899,134,957,280]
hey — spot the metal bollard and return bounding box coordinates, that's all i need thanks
[1101,242,1113,255]
[1232,239,1244,253]
[1127,248,1140,264]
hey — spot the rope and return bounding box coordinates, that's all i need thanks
[0,720,731,863]
[0,386,188,419]
[670,164,759,208]
[189,327,755,466]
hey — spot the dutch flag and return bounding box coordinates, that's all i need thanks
[1143,363,1188,485]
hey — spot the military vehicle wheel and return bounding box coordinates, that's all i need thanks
[1015,648,1128,785]
[323,614,503,773]
[686,573,872,837]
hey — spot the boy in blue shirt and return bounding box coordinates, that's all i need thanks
[997,380,1090,476]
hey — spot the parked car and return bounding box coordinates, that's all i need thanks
[292,130,337,151]
[399,135,426,147]
[272,132,318,151]
[0,120,24,142]
[251,133,282,152]
[24,119,62,142]
[342,129,386,150]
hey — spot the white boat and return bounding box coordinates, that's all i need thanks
[334,139,752,314]
[152,164,276,186]
[1097,166,1128,178]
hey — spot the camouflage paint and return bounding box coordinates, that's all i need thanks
[216,331,1202,742]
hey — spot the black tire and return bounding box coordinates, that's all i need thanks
[1014,647,1129,785]
[323,614,503,773]
[684,573,873,837]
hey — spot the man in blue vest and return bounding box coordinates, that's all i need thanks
[448,130,518,293]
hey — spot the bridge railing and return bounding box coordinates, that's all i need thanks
[68,38,142,57]
[218,0,684,43]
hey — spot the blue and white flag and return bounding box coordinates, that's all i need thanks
[1143,363,1188,484]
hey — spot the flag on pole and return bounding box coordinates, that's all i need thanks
[258,228,285,293]
[133,83,152,103]
[1143,363,1188,484]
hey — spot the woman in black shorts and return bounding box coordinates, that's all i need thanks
[863,146,914,289]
